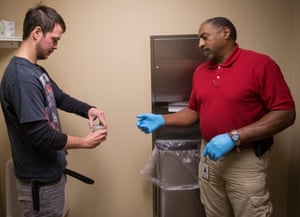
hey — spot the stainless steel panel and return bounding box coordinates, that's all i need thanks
[151,35,205,103]
[160,189,205,217]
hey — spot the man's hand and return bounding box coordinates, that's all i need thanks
[136,113,165,133]
[88,107,107,129]
[202,133,235,161]
[84,129,107,149]
[65,128,108,150]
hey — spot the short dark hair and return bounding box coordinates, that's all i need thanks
[204,17,237,42]
[23,5,66,40]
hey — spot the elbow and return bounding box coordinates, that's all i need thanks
[290,109,296,125]
[286,109,296,127]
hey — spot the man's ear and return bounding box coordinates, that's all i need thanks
[223,26,231,40]
[32,26,43,40]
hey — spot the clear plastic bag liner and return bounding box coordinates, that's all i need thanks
[141,140,200,191]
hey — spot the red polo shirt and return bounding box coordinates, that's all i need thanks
[189,44,295,141]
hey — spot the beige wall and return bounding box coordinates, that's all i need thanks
[0,0,299,217]
[287,0,300,216]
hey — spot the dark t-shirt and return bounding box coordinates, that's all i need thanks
[0,57,91,182]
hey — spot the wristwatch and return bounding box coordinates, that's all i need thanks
[230,130,241,152]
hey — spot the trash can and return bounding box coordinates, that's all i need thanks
[141,140,206,217]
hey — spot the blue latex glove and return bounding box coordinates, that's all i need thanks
[202,133,235,161]
[136,113,165,134]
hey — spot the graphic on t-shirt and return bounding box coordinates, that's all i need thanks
[39,73,61,131]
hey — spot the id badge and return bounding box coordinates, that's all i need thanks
[201,162,209,180]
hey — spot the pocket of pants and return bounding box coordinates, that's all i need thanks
[249,192,273,216]
[250,191,269,206]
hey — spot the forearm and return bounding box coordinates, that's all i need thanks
[65,128,108,150]
[236,109,296,144]
[56,93,94,118]
[64,135,88,149]
[163,107,198,126]
[23,120,67,150]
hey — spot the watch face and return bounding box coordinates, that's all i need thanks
[232,134,239,141]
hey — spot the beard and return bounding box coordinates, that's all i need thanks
[202,48,215,61]
[36,43,53,60]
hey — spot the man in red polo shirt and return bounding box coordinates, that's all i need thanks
[136,17,295,217]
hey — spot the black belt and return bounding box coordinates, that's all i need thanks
[31,175,63,211]
[32,168,95,211]
[235,137,273,157]
[64,168,95,184]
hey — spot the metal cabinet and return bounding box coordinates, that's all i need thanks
[150,35,206,217]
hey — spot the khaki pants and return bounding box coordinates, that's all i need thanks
[199,142,273,217]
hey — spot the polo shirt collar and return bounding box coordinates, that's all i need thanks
[208,43,240,69]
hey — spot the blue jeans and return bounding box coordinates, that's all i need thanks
[16,175,66,217]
